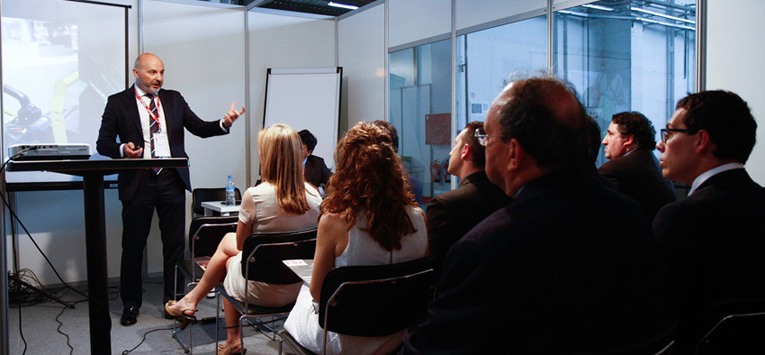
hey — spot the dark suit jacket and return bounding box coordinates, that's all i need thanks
[654,168,765,353]
[426,171,512,260]
[598,148,676,220]
[97,86,228,201]
[404,169,669,354]
[304,154,332,188]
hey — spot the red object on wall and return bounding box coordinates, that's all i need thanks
[425,113,451,145]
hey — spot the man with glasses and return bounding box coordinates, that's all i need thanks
[426,121,511,269]
[598,111,676,219]
[403,75,670,353]
[654,90,765,354]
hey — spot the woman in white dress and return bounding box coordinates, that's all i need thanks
[284,122,429,354]
[166,123,322,355]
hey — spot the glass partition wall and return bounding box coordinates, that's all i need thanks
[388,0,696,207]
[555,0,696,167]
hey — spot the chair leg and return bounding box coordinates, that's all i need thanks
[171,265,192,353]
[247,315,286,341]
[215,288,223,350]
[185,280,197,354]
[239,313,246,354]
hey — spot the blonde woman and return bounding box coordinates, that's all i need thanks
[166,123,322,354]
[283,122,428,354]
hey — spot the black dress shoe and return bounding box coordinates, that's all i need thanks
[120,306,139,326]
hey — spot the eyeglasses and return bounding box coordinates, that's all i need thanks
[660,128,696,143]
[474,128,507,146]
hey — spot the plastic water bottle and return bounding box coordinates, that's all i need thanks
[225,175,236,206]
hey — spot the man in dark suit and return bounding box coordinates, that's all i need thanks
[372,120,423,204]
[298,129,332,192]
[96,53,245,326]
[654,90,765,353]
[599,111,676,219]
[426,121,511,266]
[403,75,670,353]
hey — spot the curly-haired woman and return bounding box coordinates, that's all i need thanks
[283,121,428,354]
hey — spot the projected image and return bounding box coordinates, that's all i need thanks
[1,0,126,184]
[2,19,82,146]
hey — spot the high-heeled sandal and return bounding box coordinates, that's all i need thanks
[164,300,197,330]
[217,342,246,355]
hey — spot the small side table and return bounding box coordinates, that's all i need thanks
[200,201,240,216]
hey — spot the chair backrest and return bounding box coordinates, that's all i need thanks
[241,228,318,285]
[191,187,242,217]
[318,256,437,337]
[188,215,238,257]
[696,310,765,354]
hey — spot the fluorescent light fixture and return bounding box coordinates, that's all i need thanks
[582,4,614,11]
[328,2,358,10]
[637,17,696,31]
[558,10,590,18]
[631,7,695,24]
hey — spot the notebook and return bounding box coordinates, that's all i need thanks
[282,259,314,285]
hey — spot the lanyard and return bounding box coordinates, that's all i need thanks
[135,91,162,131]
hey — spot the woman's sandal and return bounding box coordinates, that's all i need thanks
[164,300,197,330]
[217,342,246,355]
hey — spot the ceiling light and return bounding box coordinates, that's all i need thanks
[582,4,614,11]
[631,7,695,24]
[636,17,696,31]
[328,2,358,10]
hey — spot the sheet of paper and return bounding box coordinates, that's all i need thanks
[283,259,314,285]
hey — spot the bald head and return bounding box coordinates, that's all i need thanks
[491,75,590,170]
[502,77,587,130]
[133,53,164,95]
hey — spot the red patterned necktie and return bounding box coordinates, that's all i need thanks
[147,94,162,174]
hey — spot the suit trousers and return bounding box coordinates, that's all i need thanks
[120,168,186,308]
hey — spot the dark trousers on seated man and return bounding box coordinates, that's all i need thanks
[120,168,186,324]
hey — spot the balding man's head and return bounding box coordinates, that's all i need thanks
[491,75,590,170]
[133,53,164,95]
[503,77,587,130]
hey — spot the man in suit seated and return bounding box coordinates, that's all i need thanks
[403,74,670,353]
[298,129,333,193]
[653,90,765,353]
[426,121,512,268]
[599,111,676,219]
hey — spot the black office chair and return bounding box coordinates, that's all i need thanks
[191,187,242,218]
[695,310,765,355]
[581,320,676,355]
[216,228,318,348]
[171,215,238,353]
[278,256,437,355]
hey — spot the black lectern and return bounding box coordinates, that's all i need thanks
[6,158,188,355]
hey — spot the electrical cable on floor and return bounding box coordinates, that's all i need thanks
[1,152,111,354]
[8,269,74,307]
[4,153,179,353]
[8,268,91,355]
[55,302,79,355]
[121,326,174,355]
[2,157,97,308]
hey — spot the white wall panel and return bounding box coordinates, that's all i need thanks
[338,4,386,132]
[707,0,765,185]
[456,0,545,32]
[388,0,451,48]
[248,11,337,180]
[142,1,247,275]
